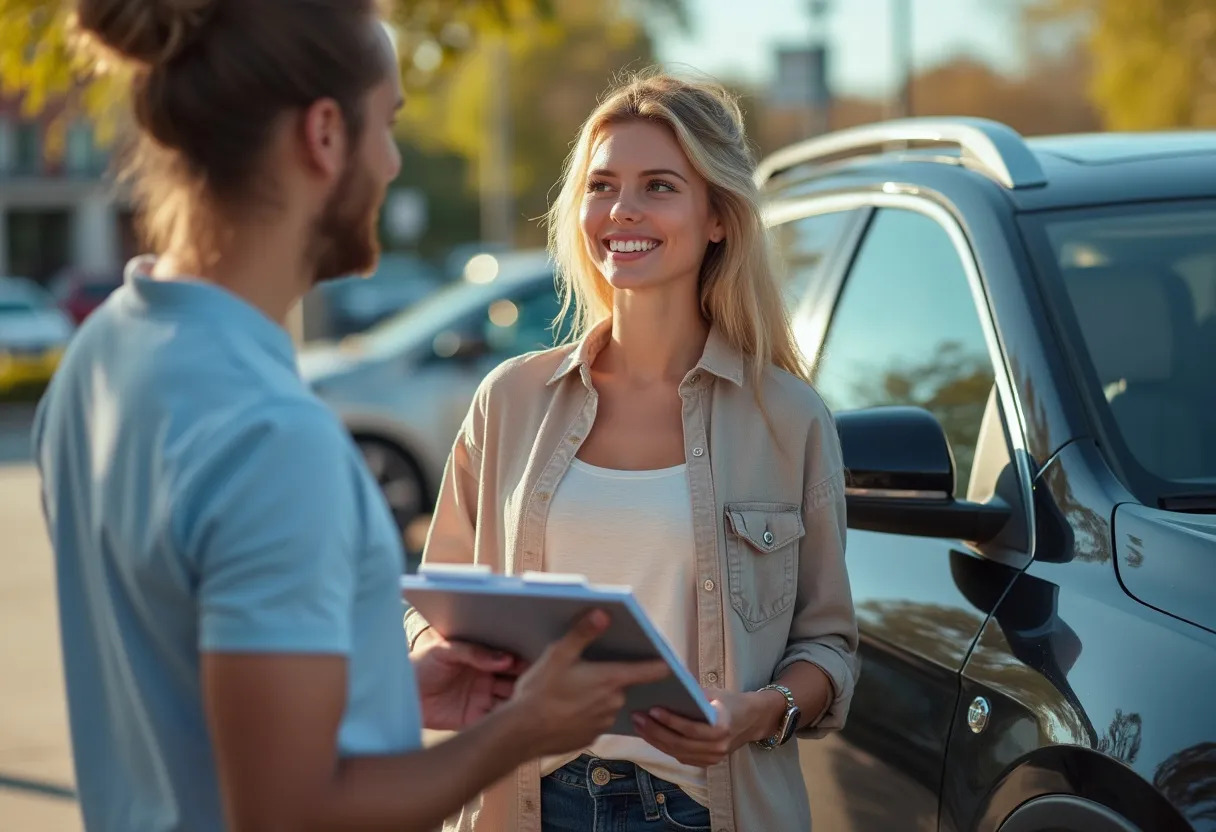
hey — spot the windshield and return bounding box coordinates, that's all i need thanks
[1022,202,1216,504]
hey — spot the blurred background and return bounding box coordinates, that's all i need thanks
[1,0,1212,827]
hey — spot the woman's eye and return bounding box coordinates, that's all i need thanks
[586,180,612,193]
[649,180,676,192]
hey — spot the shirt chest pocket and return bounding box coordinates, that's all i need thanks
[723,502,804,631]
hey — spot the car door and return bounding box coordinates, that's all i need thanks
[790,204,1030,831]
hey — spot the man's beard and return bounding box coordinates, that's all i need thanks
[310,159,384,286]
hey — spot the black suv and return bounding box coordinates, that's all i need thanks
[757,119,1216,832]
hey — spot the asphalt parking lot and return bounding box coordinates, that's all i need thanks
[0,402,81,831]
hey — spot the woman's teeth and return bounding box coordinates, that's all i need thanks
[608,239,658,253]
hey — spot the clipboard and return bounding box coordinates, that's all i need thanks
[400,564,717,736]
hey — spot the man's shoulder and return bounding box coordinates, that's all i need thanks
[203,393,349,463]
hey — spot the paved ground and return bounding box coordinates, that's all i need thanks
[0,403,82,831]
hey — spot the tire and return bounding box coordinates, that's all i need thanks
[354,437,428,572]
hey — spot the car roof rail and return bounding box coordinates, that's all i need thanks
[754,117,1048,190]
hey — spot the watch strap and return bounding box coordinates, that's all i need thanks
[755,684,799,750]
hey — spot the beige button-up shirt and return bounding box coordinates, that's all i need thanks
[405,322,859,832]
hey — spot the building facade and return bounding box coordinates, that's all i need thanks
[0,96,132,286]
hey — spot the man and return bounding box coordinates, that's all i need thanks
[35,1,666,830]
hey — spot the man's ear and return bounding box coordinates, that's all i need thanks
[300,98,348,181]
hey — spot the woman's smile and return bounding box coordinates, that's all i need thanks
[604,235,664,261]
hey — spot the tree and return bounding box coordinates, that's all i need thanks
[757,49,1098,154]
[399,0,662,245]
[0,0,685,142]
[0,0,124,148]
[1021,0,1216,129]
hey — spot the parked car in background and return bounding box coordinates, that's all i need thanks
[301,249,560,567]
[759,118,1216,832]
[48,267,123,325]
[312,252,444,340]
[0,277,75,394]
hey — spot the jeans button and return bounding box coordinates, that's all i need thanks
[656,792,667,804]
[591,766,611,786]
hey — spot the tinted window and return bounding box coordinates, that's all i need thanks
[1026,203,1216,495]
[771,209,856,307]
[813,208,996,492]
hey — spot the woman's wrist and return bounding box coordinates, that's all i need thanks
[746,688,790,743]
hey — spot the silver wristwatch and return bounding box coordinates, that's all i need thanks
[754,684,801,750]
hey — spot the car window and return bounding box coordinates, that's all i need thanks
[813,208,997,493]
[357,279,513,359]
[483,284,563,357]
[1024,203,1216,496]
[771,209,857,307]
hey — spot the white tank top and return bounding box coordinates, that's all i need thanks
[540,457,708,807]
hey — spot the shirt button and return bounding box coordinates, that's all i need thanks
[703,579,715,592]
[692,447,705,458]
[705,672,718,684]
[689,373,701,385]
[537,492,550,502]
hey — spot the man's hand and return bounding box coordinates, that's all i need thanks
[502,610,672,758]
[411,629,523,731]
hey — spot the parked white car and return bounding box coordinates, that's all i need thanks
[300,249,560,568]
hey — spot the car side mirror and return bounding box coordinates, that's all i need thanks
[837,406,1012,543]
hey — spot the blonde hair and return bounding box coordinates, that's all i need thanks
[546,70,810,388]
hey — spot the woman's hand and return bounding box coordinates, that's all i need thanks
[631,688,786,767]
[411,628,526,731]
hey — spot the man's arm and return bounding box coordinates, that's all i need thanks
[204,612,670,832]
[203,654,530,832]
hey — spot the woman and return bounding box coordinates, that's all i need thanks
[406,71,859,832]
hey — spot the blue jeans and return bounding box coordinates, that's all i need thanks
[541,755,712,832]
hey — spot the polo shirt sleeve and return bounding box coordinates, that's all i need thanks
[180,402,359,656]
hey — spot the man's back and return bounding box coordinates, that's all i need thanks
[35,262,420,831]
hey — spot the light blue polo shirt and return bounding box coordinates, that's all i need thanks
[33,258,421,832]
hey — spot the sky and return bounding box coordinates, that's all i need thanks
[651,0,1025,99]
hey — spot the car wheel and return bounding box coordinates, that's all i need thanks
[355,437,427,571]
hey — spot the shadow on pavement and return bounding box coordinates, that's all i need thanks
[0,772,76,802]
[0,402,37,466]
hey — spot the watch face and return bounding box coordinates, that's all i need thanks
[780,706,802,745]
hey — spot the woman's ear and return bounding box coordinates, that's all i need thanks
[708,216,726,244]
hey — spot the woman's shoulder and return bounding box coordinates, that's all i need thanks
[478,342,579,398]
[755,363,835,428]
[458,344,577,445]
